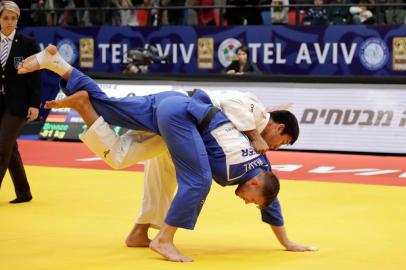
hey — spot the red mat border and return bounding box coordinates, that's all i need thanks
[19,140,406,187]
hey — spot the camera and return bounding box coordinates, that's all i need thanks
[126,45,169,66]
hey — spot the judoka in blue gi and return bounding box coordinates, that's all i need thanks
[18,45,318,263]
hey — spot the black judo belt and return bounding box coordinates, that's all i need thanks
[187,89,220,133]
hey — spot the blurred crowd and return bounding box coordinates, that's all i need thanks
[14,0,406,27]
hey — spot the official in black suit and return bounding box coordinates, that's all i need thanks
[0,1,41,203]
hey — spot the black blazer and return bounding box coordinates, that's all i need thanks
[0,33,41,117]
[225,60,260,74]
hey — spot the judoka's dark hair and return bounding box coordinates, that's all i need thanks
[269,110,300,145]
[260,171,280,208]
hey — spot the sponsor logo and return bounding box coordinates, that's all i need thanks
[197,38,214,69]
[217,38,241,67]
[359,38,389,71]
[79,38,94,68]
[56,39,78,65]
[300,108,397,126]
[392,37,406,71]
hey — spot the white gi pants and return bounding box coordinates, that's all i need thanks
[80,116,176,229]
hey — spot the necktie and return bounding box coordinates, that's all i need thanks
[1,37,9,69]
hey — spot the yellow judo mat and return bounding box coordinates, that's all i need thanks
[1,166,406,270]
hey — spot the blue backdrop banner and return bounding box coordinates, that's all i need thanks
[20,25,406,76]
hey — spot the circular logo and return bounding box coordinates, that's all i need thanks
[56,39,78,65]
[359,38,389,71]
[217,38,242,67]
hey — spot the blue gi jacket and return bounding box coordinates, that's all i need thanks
[61,70,284,228]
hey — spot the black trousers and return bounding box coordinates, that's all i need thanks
[0,110,30,196]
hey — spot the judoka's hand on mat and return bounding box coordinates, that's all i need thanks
[271,225,318,252]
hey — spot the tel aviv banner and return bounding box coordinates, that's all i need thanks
[21,25,406,75]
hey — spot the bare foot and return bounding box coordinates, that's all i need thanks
[125,224,151,247]
[18,44,71,78]
[17,54,40,74]
[18,45,58,74]
[125,234,151,247]
[44,90,99,127]
[149,238,193,262]
[44,90,89,109]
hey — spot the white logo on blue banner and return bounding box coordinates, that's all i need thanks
[56,39,78,65]
[359,38,389,71]
[218,38,242,67]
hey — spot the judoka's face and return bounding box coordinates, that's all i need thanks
[235,179,265,208]
[0,10,18,36]
[261,121,292,150]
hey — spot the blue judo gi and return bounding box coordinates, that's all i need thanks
[60,68,283,229]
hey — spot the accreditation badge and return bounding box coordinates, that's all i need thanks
[14,56,24,69]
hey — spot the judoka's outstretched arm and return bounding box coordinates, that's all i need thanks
[262,198,318,252]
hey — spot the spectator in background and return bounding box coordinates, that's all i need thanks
[184,0,198,25]
[368,0,385,24]
[46,0,85,26]
[14,0,32,26]
[290,0,313,12]
[86,0,110,25]
[370,0,383,24]
[57,0,77,26]
[350,0,375,24]
[161,0,186,25]
[224,0,263,25]
[194,0,216,25]
[287,0,311,25]
[141,0,161,26]
[112,0,138,25]
[110,0,122,25]
[244,0,263,25]
[44,0,57,25]
[73,0,92,26]
[224,0,245,25]
[271,0,289,25]
[225,45,259,75]
[30,0,47,26]
[302,0,328,25]
[385,0,406,25]
[328,0,350,25]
